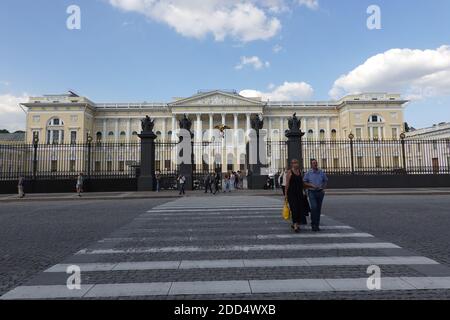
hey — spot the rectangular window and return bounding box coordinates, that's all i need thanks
[432,158,439,174]
[52,130,60,144]
[393,156,400,168]
[118,161,125,172]
[107,161,113,172]
[70,160,76,172]
[70,131,77,145]
[375,156,382,168]
[164,160,171,171]
[372,127,379,140]
[51,160,58,172]
[392,128,398,140]
[357,156,364,168]
[321,158,328,169]
[95,161,101,172]
[355,128,362,140]
[333,158,339,169]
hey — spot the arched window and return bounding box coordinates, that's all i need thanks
[308,129,314,140]
[47,118,65,145]
[119,131,126,143]
[319,129,326,141]
[368,115,384,123]
[368,115,385,140]
[108,131,114,142]
[331,129,337,141]
[96,132,102,142]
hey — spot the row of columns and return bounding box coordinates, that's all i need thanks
[100,115,337,142]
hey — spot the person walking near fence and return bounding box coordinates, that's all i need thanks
[285,159,315,233]
[279,168,288,196]
[155,170,161,192]
[213,172,221,195]
[18,176,25,198]
[223,173,231,193]
[204,174,213,194]
[178,174,186,196]
[303,159,328,232]
[76,173,84,197]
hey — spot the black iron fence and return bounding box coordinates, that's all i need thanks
[1,138,450,182]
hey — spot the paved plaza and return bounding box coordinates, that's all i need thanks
[1,194,450,299]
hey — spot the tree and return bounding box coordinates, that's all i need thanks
[0,129,10,134]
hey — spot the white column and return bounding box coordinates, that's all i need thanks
[279,117,284,141]
[127,119,131,142]
[162,118,167,141]
[326,118,331,140]
[233,113,238,143]
[222,114,226,126]
[268,116,273,138]
[196,114,202,142]
[246,114,251,133]
[209,114,214,140]
[315,118,320,140]
[171,115,176,142]
[115,119,119,142]
[102,119,107,140]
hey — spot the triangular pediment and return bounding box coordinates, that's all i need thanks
[169,90,264,107]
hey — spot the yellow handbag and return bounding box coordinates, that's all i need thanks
[282,199,291,220]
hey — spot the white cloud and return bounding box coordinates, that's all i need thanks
[235,56,270,70]
[273,44,283,53]
[297,0,319,10]
[0,94,28,132]
[329,45,450,100]
[240,81,314,101]
[108,0,318,42]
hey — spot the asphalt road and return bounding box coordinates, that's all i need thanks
[324,195,450,267]
[0,198,171,296]
[0,194,449,299]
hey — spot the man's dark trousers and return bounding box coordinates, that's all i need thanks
[308,190,325,227]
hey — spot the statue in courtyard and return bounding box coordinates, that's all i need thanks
[288,113,301,133]
[179,114,193,132]
[141,115,155,133]
[250,114,264,133]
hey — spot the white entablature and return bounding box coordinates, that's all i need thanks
[169,90,265,107]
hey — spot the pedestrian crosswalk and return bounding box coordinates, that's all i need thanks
[2,196,450,299]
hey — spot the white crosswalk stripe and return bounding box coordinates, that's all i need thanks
[2,195,450,299]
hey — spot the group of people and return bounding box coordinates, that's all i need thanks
[17,173,85,198]
[282,159,328,233]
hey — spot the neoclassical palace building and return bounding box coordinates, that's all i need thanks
[23,90,407,145]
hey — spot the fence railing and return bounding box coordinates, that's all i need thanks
[1,138,450,181]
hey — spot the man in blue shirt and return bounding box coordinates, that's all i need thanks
[303,159,328,232]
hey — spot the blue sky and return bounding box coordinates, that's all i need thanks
[1,0,450,131]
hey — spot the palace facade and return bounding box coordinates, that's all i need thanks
[23,90,408,145]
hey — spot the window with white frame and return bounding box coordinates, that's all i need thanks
[47,118,65,144]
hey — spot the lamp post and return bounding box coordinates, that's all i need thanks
[348,132,355,175]
[87,134,93,179]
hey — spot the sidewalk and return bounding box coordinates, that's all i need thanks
[1,188,450,202]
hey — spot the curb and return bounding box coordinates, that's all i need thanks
[2,191,450,203]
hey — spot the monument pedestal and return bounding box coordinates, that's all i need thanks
[138,131,157,191]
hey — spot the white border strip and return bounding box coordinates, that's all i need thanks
[76,242,401,255]
[3,277,450,299]
[44,256,438,273]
